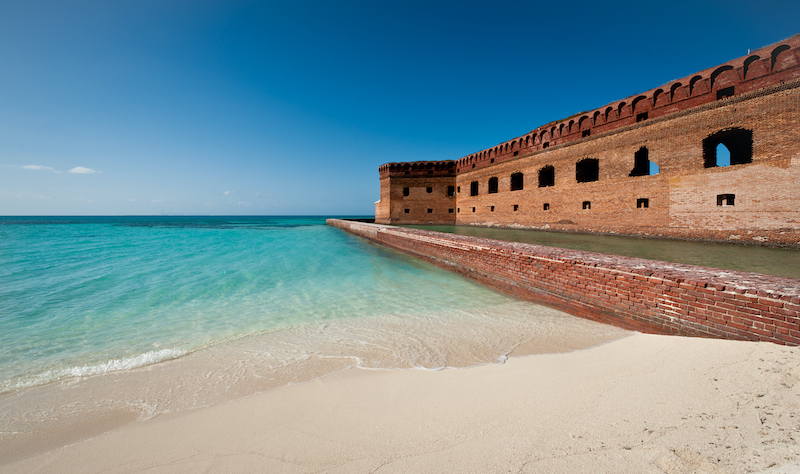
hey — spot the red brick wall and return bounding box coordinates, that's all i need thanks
[374,36,800,246]
[328,219,800,346]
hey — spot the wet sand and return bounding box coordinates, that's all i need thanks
[0,302,629,466]
[3,333,799,473]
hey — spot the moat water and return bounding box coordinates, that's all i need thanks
[400,224,800,280]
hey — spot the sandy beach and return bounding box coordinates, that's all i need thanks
[3,333,798,473]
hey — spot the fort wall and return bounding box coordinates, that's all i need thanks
[328,219,800,346]
[374,35,800,247]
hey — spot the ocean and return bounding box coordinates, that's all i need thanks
[0,216,627,446]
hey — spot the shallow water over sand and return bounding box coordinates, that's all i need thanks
[0,216,630,460]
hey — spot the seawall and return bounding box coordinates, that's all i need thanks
[327,219,800,345]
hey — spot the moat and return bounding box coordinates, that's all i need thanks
[399,224,800,279]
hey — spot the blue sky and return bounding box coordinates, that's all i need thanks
[1,1,798,216]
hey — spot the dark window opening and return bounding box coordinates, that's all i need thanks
[404,171,410,175]
[717,86,734,100]
[582,130,591,138]
[629,147,653,177]
[472,164,475,169]
[427,171,433,174]
[403,187,409,196]
[426,187,433,193]
[576,158,599,183]
[637,198,649,208]
[447,186,455,196]
[538,165,555,187]
[582,201,591,210]
[542,142,550,148]
[490,206,495,212]
[488,177,498,194]
[636,112,648,122]
[717,194,735,206]
[404,209,409,214]
[513,205,519,211]
[427,208,433,213]
[470,181,479,196]
[543,203,550,211]
[513,151,519,156]
[703,128,753,168]
[510,172,524,191]
[457,208,460,213]
[457,186,460,193]
[472,207,476,213]
[490,158,495,163]
[448,208,454,213]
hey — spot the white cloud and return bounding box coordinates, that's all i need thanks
[129,199,137,202]
[21,165,61,173]
[69,166,99,174]
[223,190,231,195]
[151,199,164,203]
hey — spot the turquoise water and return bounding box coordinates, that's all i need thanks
[0,216,529,393]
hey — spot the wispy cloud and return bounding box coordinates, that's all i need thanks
[69,166,99,174]
[5,164,63,173]
[151,199,164,203]
[223,190,232,195]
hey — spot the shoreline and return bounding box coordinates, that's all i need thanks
[0,302,630,466]
[4,333,798,473]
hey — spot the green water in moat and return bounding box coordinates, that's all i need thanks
[400,225,800,280]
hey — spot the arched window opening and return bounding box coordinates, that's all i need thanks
[538,165,555,187]
[470,181,479,196]
[702,128,753,168]
[653,89,664,105]
[743,55,761,79]
[710,65,734,90]
[510,172,524,191]
[689,75,703,95]
[670,82,682,100]
[771,45,791,71]
[488,177,499,194]
[576,158,599,183]
[629,147,658,176]
[716,143,731,167]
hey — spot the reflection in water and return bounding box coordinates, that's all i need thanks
[400,225,800,279]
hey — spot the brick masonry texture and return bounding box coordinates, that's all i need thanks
[374,35,800,248]
[328,219,800,346]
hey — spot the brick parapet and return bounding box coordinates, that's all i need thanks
[379,160,456,179]
[328,219,800,346]
[455,35,800,172]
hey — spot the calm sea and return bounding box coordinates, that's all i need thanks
[0,216,629,445]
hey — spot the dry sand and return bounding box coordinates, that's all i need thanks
[3,333,799,473]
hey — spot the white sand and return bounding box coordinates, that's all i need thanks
[4,333,799,473]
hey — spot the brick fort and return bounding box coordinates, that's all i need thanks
[375,35,800,247]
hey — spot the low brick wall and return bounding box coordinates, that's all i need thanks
[328,219,800,345]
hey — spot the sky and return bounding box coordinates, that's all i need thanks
[1,0,798,216]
